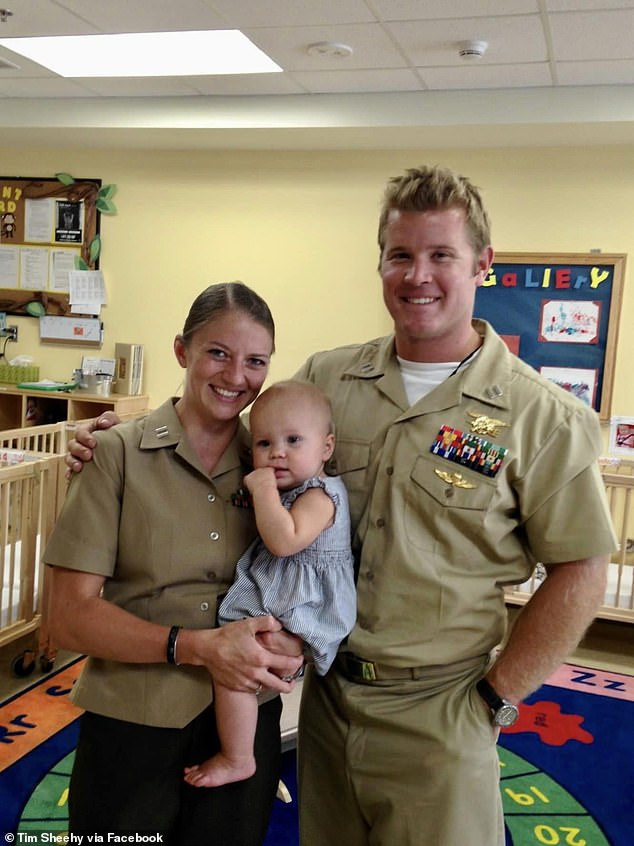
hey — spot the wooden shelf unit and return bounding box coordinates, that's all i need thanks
[0,384,149,429]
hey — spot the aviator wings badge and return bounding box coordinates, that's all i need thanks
[434,468,477,489]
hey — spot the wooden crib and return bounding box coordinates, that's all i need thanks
[0,419,69,455]
[0,423,67,676]
[505,457,634,623]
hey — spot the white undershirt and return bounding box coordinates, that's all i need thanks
[397,349,481,406]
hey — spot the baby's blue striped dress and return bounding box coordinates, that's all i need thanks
[218,475,356,675]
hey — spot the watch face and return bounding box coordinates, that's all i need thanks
[494,703,520,727]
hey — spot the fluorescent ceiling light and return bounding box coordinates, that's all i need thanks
[0,30,282,77]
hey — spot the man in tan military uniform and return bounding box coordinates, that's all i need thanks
[295,165,616,846]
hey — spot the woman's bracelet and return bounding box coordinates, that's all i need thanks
[166,625,182,665]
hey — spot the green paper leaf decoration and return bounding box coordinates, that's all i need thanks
[25,301,46,317]
[56,172,76,186]
[89,234,101,263]
[74,255,89,271]
[98,183,117,200]
[95,196,117,214]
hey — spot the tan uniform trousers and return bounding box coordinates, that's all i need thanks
[298,657,505,846]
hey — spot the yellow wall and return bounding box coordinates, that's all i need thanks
[1,146,632,420]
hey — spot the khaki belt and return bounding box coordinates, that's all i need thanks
[335,652,486,684]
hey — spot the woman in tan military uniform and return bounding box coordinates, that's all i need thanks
[44,282,303,845]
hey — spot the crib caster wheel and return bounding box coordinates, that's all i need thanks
[11,653,36,678]
[40,656,55,673]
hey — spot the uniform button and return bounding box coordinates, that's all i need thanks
[386,466,394,476]
[207,494,216,503]
[365,570,374,581]
[445,488,454,499]
[200,601,210,612]
[206,571,217,581]
[360,614,377,631]
[209,531,220,541]
[376,518,385,528]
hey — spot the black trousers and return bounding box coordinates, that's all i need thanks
[69,696,282,846]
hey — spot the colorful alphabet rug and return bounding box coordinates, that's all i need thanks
[1,659,633,845]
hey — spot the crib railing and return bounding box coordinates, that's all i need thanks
[0,450,66,674]
[505,457,634,623]
[0,414,153,676]
[0,420,69,455]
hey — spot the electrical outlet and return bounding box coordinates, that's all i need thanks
[6,325,18,342]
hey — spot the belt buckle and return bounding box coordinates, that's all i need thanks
[348,655,377,681]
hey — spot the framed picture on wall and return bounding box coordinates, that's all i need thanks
[539,366,598,409]
[609,416,634,457]
[475,252,626,421]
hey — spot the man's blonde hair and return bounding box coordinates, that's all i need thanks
[377,165,491,258]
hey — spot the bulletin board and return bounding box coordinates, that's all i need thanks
[0,175,102,316]
[474,252,626,421]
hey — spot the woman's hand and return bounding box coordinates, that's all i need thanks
[51,570,303,694]
[65,411,121,477]
[258,628,304,658]
[180,616,304,694]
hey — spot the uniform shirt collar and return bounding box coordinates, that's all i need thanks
[459,319,512,412]
[342,334,395,380]
[139,398,250,478]
[342,321,512,413]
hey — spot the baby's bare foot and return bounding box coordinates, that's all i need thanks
[184,753,256,788]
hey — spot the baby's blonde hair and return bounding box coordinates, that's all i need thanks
[251,379,333,434]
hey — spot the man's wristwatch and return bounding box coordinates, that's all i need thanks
[476,677,520,727]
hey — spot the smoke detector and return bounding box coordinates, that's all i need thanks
[458,40,488,60]
[307,41,353,59]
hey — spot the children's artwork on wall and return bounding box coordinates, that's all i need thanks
[539,300,600,345]
[609,417,634,457]
[540,366,598,408]
[475,252,626,421]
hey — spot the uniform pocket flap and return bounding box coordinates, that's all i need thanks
[411,454,496,511]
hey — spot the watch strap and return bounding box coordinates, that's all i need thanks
[476,676,504,711]
[476,677,519,726]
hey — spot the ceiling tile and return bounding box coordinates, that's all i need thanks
[0,76,98,97]
[372,0,539,20]
[549,10,634,60]
[546,1,634,10]
[556,59,634,84]
[245,23,406,71]
[0,50,60,77]
[386,15,548,65]
[71,77,203,97]
[420,62,552,89]
[203,0,376,27]
[186,73,305,95]
[289,68,423,94]
[0,0,99,36]
[54,0,227,32]
[0,0,633,151]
